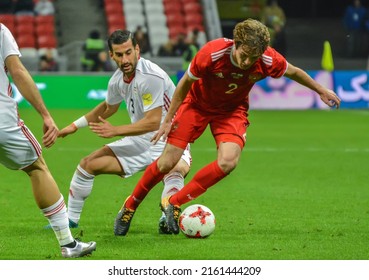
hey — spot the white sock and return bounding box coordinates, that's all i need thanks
[42,195,74,246]
[161,172,184,216]
[162,171,184,198]
[67,165,95,224]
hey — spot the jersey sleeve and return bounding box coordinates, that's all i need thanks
[188,42,212,80]
[263,47,287,78]
[1,24,20,60]
[139,74,164,112]
[106,71,123,105]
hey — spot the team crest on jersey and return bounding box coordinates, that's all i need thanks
[248,74,262,82]
[142,93,153,106]
[231,73,243,79]
[215,72,224,78]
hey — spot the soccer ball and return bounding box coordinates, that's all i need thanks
[179,204,216,238]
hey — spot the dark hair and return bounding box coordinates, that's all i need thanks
[90,30,100,39]
[107,30,137,51]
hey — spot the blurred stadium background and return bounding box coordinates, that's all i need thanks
[0,0,367,72]
[1,0,368,110]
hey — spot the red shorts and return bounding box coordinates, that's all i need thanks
[167,102,249,149]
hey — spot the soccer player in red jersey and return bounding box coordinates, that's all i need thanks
[114,18,341,235]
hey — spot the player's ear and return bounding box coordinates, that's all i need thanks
[234,40,241,49]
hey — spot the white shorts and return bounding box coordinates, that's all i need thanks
[107,134,191,178]
[0,122,41,170]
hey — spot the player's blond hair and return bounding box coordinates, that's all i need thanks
[233,18,270,56]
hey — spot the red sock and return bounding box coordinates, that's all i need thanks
[170,160,227,206]
[125,159,166,209]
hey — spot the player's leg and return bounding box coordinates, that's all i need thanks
[163,142,241,234]
[157,103,209,233]
[2,122,96,257]
[165,111,248,233]
[24,155,70,244]
[162,144,191,199]
[107,135,162,236]
[115,102,201,235]
[170,108,247,207]
[124,143,185,210]
[23,156,96,257]
[159,145,191,234]
[67,145,123,225]
[114,143,185,236]
[170,141,241,206]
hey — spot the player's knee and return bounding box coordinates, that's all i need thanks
[172,159,190,177]
[157,163,173,173]
[79,156,96,174]
[218,158,238,174]
[79,157,88,169]
[157,159,177,174]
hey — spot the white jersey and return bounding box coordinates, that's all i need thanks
[0,24,22,128]
[106,57,175,139]
[0,24,41,170]
[105,57,191,177]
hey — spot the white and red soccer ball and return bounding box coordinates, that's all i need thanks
[179,204,216,238]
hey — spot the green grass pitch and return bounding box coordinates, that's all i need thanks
[0,108,368,260]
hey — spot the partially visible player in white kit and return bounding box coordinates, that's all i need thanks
[0,23,96,257]
[55,29,191,235]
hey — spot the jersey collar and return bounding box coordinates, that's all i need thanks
[230,46,239,67]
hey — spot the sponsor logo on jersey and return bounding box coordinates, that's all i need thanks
[215,72,224,78]
[142,93,153,105]
[248,74,262,82]
[231,73,244,79]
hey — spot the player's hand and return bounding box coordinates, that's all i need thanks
[151,121,172,144]
[89,116,116,138]
[42,116,58,148]
[58,123,78,138]
[320,89,341,109]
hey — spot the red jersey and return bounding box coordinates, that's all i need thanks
[186,38,287,114]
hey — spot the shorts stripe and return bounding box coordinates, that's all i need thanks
[21,125,42,156]
[7,82,12,97]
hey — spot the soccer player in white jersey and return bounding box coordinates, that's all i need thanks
[0,23,96,257]
[56,29,191,235]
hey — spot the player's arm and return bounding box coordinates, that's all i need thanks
[284,63,341,108]
[85,101,120,122]
[89,106,162,138]
[59,101,120,138]
[167,71,194,123]
[151,71,195,144]
[6,55,58,148]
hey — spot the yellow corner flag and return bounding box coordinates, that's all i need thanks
[321,40,334,71]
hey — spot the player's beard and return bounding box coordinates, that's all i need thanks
[120,56,137,77]
[121,63,133,74]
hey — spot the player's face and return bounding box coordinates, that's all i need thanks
[233,46,260,70]
[110,39,139,77]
